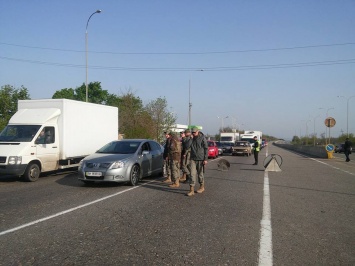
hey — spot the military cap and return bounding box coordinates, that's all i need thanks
[184,129,191,133]
[191,127,199,133]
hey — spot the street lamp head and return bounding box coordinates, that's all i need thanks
[96,10,102,13]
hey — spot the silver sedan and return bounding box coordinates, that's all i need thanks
[78,139,164,185]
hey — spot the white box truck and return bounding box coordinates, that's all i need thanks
[0,99,118,181]
[220,132,239,144]
[240,130,262,147]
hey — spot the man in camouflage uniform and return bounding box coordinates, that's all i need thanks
[168,132,182,188]
[180,129,192,183]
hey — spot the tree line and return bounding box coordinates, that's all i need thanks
[0,83,176,143]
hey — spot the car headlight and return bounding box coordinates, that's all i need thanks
[110,161,125,169]
[8,156,22,165]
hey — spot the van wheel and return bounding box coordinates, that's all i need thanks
[23,163,40,182]
[129,164,140,186]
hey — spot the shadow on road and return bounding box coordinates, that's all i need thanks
[0,175,24,183]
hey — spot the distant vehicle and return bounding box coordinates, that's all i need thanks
[335,144,345,153]
[215,141,223,155]
[221,142,234,154]
[232,141,252,156]
[208,140,219,159]
[262,138,268,148]
[78,139,164,186]
[240,130,263,148]
[220,132,239,145]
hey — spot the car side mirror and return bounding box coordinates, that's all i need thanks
[142,150,150,155]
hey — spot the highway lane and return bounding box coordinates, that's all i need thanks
[267,145,355,265]
[0,145,354,265]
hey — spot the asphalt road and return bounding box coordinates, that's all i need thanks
[0,144,354,265]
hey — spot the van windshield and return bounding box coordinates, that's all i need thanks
[0,125,41,142]
[220,136,233,142]
[242,138,256,144]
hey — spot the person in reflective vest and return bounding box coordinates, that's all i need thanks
[253,136,260,165]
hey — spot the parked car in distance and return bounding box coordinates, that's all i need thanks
[232,141,252,156]
[335,144,345,153]
[221,142,234,154]
[208,140,219,159]
[261,138,268,148]
[78,139,164,186]
[215,141,224,155]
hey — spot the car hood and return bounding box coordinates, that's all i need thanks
[83,153,135,163]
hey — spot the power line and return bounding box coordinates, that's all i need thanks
[1,55,355,71]
[1,41,355,55]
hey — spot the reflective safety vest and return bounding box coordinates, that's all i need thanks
[255,140,260,152]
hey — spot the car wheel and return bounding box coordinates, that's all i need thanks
[23,163,40,182]
[129,164,140,186]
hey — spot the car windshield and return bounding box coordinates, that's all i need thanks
[97,141,140,154]
[223,143,233,146]
[208,142,215,147]
[0,125,41,142]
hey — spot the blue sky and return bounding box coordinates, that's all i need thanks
[1,0,355,139]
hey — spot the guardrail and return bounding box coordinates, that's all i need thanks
[273,141,328,158]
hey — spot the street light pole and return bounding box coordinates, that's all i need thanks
[313,115,320,146]
[306,119,311,145]
[85,9,102,103]
[188,78,192,127]
[217,116,228,132]
[187,69,203,127]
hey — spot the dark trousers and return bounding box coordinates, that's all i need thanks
[344,150,350,161]
[254,150,259,165]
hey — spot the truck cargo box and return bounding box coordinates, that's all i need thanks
[17,99,118,160]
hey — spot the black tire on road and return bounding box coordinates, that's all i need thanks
[129,164,140,186]
[23,163,40,182]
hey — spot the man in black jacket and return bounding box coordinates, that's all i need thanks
[186,127,208,196]
[344,138,352,162]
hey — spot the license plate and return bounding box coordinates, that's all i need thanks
[86,172,102,177]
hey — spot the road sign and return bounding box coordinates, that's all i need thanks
[325,144,335,152]
[325,144,335,159]
[325,117,336,128]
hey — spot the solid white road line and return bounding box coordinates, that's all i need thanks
[0,184,144,236]
[258,170,273,266]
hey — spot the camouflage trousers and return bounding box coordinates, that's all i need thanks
[170,159,181,183]
[181,151,191,176]
[163,159,171,178]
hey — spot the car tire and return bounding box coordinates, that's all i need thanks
[129,164,140,186]
[23,163,40,182]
